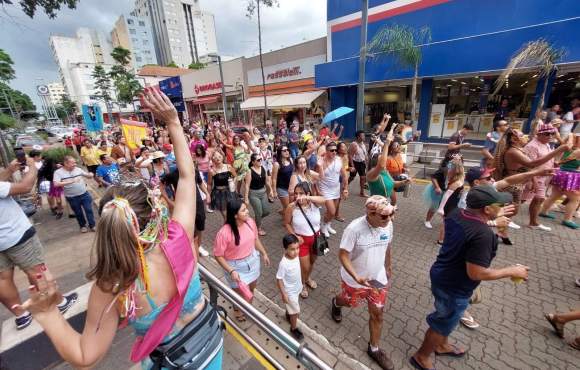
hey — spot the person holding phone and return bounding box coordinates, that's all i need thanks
[330,195,395,370]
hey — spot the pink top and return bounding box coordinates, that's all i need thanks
[524,138,553,170]
[213,219,257,260]
[196,153,210,172]
[189,139,208,154]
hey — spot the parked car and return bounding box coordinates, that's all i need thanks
[15,135,52,151]
[24,126,37,134]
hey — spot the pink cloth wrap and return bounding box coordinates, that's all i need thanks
[551,170,580,192]
[130,220,196,362]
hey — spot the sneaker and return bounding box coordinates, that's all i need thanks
[327,224,337,235]
[80,227,88,233]
[562,220,580,230]
[508,221,521,230]
[89,227,96,232]
[290,328,304,341]
[539,213,556,219]
[321,223,330,238]
[15,312,32,330]
[199,245,210,257]
[58,292,78,315]
[424,221,433,229]
[367,344,394,370]
[529,224,552,232]
[331,297,342,323]
[55,211,63,220]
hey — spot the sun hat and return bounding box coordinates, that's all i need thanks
[150,151,166,160]
[537,123,557,134]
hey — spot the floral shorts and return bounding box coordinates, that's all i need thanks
[339,280,388,309]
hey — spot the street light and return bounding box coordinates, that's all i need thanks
[207,53,228,126]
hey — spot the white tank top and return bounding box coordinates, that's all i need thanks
[292,203,321,236]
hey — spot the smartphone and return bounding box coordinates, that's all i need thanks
[367,279,386,289]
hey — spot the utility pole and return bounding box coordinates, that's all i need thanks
[1,85,15,118]
[257,0,268,124]
[356,0,369,132]
[216,55,228,126]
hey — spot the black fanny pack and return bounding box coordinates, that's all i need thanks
[149,299,225,369]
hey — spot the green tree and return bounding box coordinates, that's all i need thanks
[0,49,15,82]
[0,112,16,129]
[92,65,114,123]
[166,61,178,68]
[246,0,279,123]
[0,0,79,18]
[188,62,205,70]
[109,47,142,112]
[368,24,431,126]
[55,94,77,124]
[0,82,35,113]
[493,39,565,120]
[111,47,132,67]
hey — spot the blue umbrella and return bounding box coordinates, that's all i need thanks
[322,106,354,124]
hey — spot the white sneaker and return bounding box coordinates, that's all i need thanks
[508,221,521,230]
[529,224,551,232]
[424,221,433,229]
[321,223,330,238]
[199,245,210,257]
[327,223,337,235]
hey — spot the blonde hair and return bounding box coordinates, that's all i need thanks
[86,183,152,293]
[448,158,465,185]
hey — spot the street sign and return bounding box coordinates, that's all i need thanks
[36,85,49,95]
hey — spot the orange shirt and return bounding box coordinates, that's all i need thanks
[386,155,404,176]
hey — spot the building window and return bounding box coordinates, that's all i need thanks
[132,38,138,43]
[139,21,145,26]
[128,19,134,25]
[129,29,137,35]
[136,56,142,62]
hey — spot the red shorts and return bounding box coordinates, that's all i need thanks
[339,280,388,309]
[298,233,318,257]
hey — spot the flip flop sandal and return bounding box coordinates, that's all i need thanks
[234,310,246,322]
[435,345,466,357]
[544,313,564,338]
[576,278,580,288]
[335,216,345,222]
[409,356,436,370]
[460,315,480,329]
[568,338,580,351]
[300,288,309,299]
[306,279,318,289]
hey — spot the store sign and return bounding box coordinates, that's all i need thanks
[194,82,223,95]
[267,66,301,81]
[248,54,325,86]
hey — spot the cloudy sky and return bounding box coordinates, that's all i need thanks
[0,0,326,108]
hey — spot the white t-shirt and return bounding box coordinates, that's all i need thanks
[292,203,321,236]
[318,157,342,199]
[561,111,574,137]
[340,216,393,289]
[0,182,32,251]
[276,255,303,296]
[53,167,88,198]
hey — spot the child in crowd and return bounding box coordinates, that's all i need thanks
[276,234,304,341]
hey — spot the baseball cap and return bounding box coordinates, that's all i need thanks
[465,167,494,185]
[466,185,512,209]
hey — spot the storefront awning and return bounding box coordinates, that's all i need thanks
[240,90,325,110]
[191,96,219,105]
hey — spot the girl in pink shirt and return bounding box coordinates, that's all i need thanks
[213,198,270,321]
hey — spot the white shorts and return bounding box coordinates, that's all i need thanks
[285,294,300,315]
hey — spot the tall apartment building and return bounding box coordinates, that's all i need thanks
[49,28,119,111]
[47,82,66,106]
[111,13,158,70]
[133,0,218,67]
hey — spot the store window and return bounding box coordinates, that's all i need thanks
[364,82,421,130]
[428,73,539,139]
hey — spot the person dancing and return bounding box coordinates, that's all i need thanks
[13,88,224,369]
[316,142,348,238]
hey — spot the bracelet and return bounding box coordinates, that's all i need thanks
[487,220,496,227]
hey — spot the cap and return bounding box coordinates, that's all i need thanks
[537,124,556,134]
[466,185,512,209]
[162,143,173,151]
[465,167,494,185]
[150,151,166,160]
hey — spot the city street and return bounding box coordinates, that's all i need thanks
[1,181,578,369]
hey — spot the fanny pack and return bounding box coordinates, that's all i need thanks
[149,299,225,370]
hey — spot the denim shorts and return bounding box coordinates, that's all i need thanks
[224,250,261,288]
[426,285,470,337]
[276,187,289,198]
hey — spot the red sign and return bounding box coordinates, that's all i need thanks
[194,82,222,94]
[267,66,301,80]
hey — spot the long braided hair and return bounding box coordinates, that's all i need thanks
[493,128,519,180]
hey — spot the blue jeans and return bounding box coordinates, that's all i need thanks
[66,191,95,228]
[289,145,299,160]
[426,285,470,337]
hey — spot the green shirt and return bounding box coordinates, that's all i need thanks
[368,169,394,197]
[560,151,580,171]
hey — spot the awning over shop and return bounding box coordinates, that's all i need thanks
[190,96,219,105]
[240,90,325,110]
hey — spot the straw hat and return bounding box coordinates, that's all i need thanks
[150,151,166,160]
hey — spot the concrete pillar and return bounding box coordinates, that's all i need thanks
[417,78,433,141]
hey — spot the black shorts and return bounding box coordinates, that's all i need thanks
[349,160,366,179]
[195,202,206,232]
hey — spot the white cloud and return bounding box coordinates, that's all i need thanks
[0,0,326,110]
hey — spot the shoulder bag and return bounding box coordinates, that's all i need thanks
[297,203,329,256]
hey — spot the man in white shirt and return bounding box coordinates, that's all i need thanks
[0,158,77,330]
[330,195,395,370]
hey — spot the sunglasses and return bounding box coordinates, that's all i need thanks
[281,148,289,152]
[328,148,337,153]
[539,132,555,136]
[371,212,393,220]
[480,175,492,181]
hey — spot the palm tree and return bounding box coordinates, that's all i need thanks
[368,24,431,126]
[111,47,132,67]
[246,0,279,124]
[492,39,565,118]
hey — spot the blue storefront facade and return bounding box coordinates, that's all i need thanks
[315,0,580,140]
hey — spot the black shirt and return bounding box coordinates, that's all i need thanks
[249,167,266,190]
[430,208,498,298]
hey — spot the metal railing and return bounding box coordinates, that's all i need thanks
[199,265,333,370]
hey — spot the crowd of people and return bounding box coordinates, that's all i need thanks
[1,89,579,370]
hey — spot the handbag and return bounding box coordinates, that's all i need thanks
[297,203,329,256]
[149,299,225,370]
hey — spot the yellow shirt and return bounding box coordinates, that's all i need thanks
[80,146,100,166]
[97,148,112,159]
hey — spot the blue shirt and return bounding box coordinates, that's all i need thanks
[165,152,177,171]
[430,209,497,298]
[96,163,120,186]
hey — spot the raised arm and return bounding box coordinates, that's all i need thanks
[142,88,195,240]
